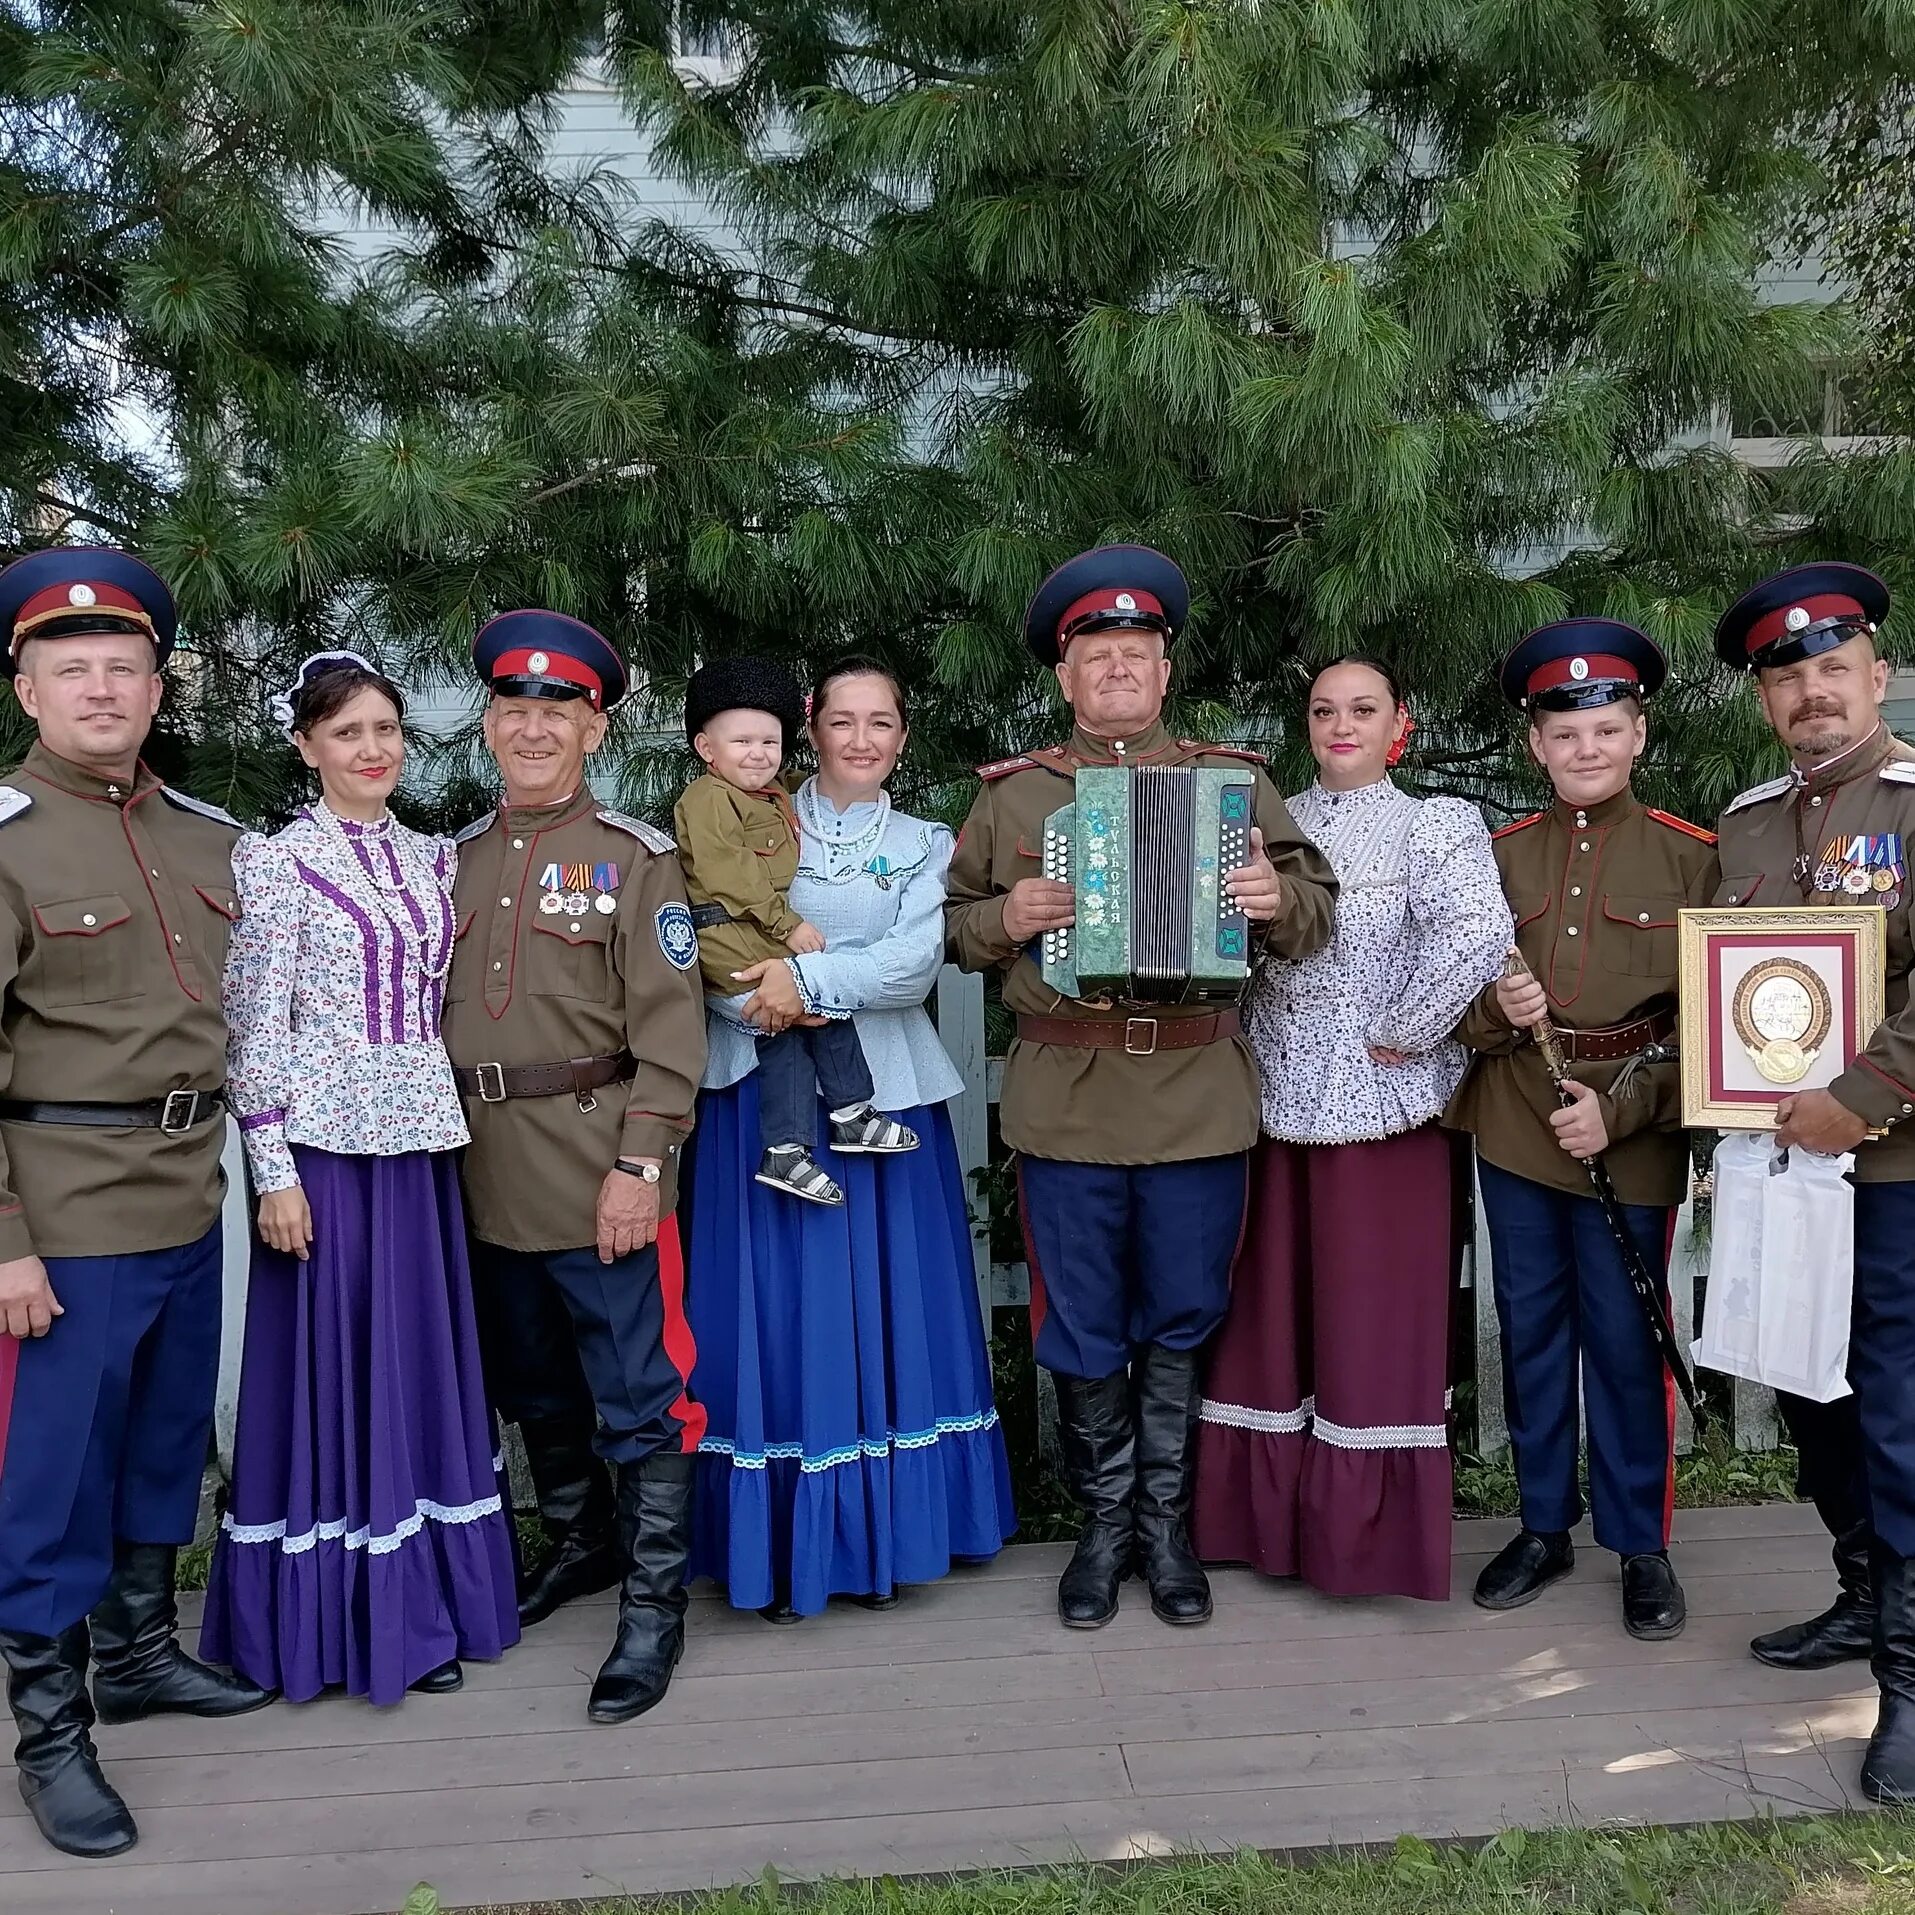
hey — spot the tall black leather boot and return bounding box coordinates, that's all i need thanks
[90,1543,273,1724]
[1131,1344,1213,1625]
[587,1452,693,1725]
[1053,1371,1135,1629]
[516,1415,620,1629]
[3,1623,137,1857]
[1862,1545,1915,1803]
[1751,1520,1875,1669]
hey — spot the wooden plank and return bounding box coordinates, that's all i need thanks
[934,965,991,1319]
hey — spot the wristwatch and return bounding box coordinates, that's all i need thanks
[614,1158,662,1184]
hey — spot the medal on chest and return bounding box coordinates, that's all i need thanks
[540,858,619,918]
[1815,832,1904,908]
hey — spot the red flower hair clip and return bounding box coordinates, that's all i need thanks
[1385,708,1415,767]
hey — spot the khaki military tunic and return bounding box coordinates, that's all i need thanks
[444,790,707,1251]
[1714,724,1915,1182]
[0,745,240,1261]
[945,720,1338,1166]
[672,771,802,991]
[1446,790,1719,1207]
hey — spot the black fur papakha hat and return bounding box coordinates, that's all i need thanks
[683,656,808,750]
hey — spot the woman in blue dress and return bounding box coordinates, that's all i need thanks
[687,657,1017,1620]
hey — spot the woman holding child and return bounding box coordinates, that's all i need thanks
[682,657,1017,1621]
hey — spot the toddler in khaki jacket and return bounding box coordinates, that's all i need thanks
[675,657,917,1205]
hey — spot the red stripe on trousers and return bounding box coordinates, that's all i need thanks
[0,1334,15,1480]
[1661,1208,1679,1547]
[1015,1158,1049,1350]
[656,1215,707,1453]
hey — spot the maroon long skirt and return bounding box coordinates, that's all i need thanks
[1189,1125,1453,1601]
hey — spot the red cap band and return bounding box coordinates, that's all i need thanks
[12,580,152,653]
[490,646,603,708]
[1526,652,1638,694]
[1057,586,1167,652]
[1746,593,1870,657]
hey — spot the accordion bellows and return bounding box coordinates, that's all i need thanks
[1039,764,1256,1005]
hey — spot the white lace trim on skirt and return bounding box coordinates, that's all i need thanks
[1200,1397,1450,1450]
[221,1455,507,1557]
[1198,1395,1315,1434]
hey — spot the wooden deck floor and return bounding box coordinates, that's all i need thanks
[0,1505,1879,1915]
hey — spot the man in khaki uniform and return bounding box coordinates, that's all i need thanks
[445,610,707,1726]
[1447,619,1717,1641]
[946,544,1337,1631]
[0,548,270,1861]
[1710,562,1915,1804]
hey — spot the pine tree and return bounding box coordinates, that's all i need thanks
[609,0,1915,823]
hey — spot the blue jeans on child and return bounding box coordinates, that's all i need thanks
[756,1019,873,1153]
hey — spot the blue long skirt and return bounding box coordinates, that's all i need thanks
[686,1082,1017,1613]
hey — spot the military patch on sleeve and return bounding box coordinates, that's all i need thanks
[656,901,699,970]
[158,786,240,829]
[600,808,677,854]
[0,787,32,827]
[453,812,497,845]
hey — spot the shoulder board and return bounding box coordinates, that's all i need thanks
[1491,811,1544,841]
[1881,762,1915,786]
[598,808,676,855]
[159,786,240,830]
[1647,808,1716,845]
[0,787,31,828]
[976,755,1036,781]
[1177,739,1267,766]
[452,812,497,846]
[1723,773,1794,815]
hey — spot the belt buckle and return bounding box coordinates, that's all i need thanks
[160,1089,198,1134]
[1124,1016,1159,1056]
[475,1062,507,1104]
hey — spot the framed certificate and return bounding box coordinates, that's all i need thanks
[1680,906,1888,1128]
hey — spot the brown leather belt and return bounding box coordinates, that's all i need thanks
[1552,1009,1676,1064]
[453,1051,635,1104]
[1015,1009,1243,1056]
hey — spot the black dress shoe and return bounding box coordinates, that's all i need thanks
[1621,1552,1686,1639]
[758,1599,803,1625]
[3,1624,138,1858]
[409,1659,463,1695]
[1473,1530,1574,1610]
[844,1591,900,1610]
[89,1543,274,1723]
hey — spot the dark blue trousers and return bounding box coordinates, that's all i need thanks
[756,1020,873,1152]
[1848,1179,1915,1558]
[0,1223,223,1636]
[1017,1153,1248,1380]
[471,1221,704,1463]
[1478,1160,1674,1558]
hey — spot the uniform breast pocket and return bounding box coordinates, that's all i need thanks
[530,913,614,1001]
[192,882,241,973]
[442,910,477,1004]
[32,895,143,1006]
[1600,895,1680,978]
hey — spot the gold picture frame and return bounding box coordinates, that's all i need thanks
[1679,906,1888,1129]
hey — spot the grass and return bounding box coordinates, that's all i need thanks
[391,1818,1915,1915]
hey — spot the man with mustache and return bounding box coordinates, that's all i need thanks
[1712,562,1915,1804]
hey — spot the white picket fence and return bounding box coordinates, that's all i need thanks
[931,964,1782,1460]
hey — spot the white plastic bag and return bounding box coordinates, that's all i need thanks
[1695,1131,1854,1404]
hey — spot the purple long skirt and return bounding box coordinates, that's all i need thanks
[1190,1126,1455,1601]
[200,1146,520,1705]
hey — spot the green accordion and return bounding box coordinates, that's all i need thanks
[1038,764,1256,1005]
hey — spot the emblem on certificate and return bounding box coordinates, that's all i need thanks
[1731,956,1834,1084]
[1680,906,1888,1128]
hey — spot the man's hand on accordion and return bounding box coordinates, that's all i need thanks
[1003,877,1076,943]
[1225,826,1284,923]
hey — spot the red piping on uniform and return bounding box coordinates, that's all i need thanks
[1857,1055,1915,1103]
[1016,1158,1048,1350]
[124,787,202,1001]
[485,818,545,1021]
[1549,821,1608,1011]
[655,1216,707,1452]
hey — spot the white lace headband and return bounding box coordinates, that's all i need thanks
[269,649,379,734]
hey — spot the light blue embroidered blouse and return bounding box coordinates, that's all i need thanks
[700,779,966,1112]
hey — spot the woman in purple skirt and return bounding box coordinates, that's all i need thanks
[200,652,519,1704]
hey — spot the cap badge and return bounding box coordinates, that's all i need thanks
[1785,607,1810,632]
[1115,592,1136,612]
[66,584,95,608]
[1569,656,1589,681]
[527,650,549,673]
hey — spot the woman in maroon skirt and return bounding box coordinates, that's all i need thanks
[1190,658,1509,1599]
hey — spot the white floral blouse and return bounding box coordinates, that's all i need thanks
[1249,778,1512,1145]
[226,805,469,1191]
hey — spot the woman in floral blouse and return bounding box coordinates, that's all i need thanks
[1191,657,1511,1600]
[200,654,518,1704]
